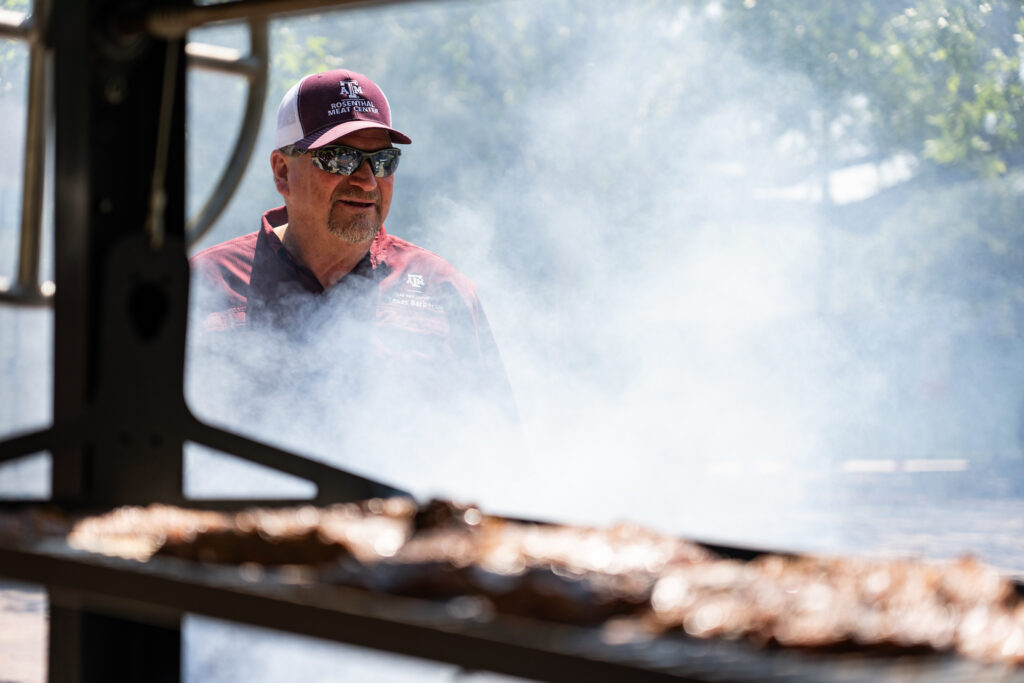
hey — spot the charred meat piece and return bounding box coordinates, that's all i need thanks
[62,499,416,565]
[650,553,1024,663]
[412,498,484,531]
[470,521,717,622]
[335,517,717,623]
[68,505,233,561]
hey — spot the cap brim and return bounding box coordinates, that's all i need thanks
[299,120,412,149]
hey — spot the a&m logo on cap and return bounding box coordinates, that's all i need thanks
[328,79,379,117]
[339,80,363,98]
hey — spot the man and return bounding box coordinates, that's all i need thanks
[188,69,516,460]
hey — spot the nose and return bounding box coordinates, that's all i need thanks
[345,159,378,191]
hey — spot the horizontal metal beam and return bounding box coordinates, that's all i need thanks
[145,0,434,39]
[0,545,699,683]
[0,10,258,77]
[2,540,1014,682]
[0,280,55,307]
[1,0,435,43]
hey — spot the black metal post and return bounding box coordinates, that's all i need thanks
[51,0,190,508]
[49,0,189,678]
[49,604,181,683]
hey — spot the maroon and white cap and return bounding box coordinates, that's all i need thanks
[273,69,411,150]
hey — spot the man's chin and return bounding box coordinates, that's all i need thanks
[328,220,380,245]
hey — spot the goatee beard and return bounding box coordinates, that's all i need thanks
[328,216,380,244]
[328,192,381,244]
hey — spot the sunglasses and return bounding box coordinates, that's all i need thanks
[284,144,401,178]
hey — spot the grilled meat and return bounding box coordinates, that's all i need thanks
[5,498,1024,665]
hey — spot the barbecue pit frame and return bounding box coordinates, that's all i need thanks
[0,0,417,680]
[2,2,1023,682]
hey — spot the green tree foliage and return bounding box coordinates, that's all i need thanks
[709,0,1024,348]
[719,0,1024,179]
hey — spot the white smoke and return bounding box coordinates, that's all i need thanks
[180,6,855,678]
[1,1,1021,681]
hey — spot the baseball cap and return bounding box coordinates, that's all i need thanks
[273,69,411,150]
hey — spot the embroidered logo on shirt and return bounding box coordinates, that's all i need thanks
[382,272,443,313]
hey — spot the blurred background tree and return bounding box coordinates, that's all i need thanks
[719,0,1024,181]
[712,1,1023,362]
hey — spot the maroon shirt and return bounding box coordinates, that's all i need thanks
[188,207,516,428]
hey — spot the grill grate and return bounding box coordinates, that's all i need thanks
[2,535,1022,683]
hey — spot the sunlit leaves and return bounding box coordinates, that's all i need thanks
[719,0,1024,178]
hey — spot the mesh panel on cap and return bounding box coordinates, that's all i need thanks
[274,80,305,149]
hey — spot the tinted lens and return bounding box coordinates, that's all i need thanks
[369,149,401,177]
[312,147,362,175]
[312,146,401,178]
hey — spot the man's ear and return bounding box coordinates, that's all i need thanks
[270,150,290,196]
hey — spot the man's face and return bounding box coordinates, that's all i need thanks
[276,128,395,245]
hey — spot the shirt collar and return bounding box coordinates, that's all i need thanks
[260,206,391,290]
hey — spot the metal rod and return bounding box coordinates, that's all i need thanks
[0,8,30,41]
[186,18,269,246]
[146,0,430,39]
[144,39,182,251]
[0,426,54,465]
[187,412,411,503]
[17,12,47,298]
[186,41,262,78]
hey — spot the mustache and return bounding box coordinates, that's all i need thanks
[332,189,380,204]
